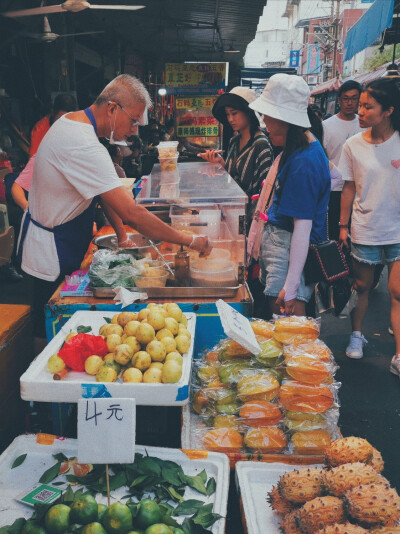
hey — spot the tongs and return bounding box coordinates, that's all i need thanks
[148,239,175,276]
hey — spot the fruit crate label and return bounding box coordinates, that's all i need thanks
[16,484,63,506]
[77,398,136,464]
[216,299,261,355]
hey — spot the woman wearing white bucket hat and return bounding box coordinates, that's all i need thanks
[248,74,331,316]
[198,86,273,221]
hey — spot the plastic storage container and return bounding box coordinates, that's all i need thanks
[190,259,237,287]
[156,141,179,158]
[159,154,179,171]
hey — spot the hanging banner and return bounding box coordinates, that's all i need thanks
[307,44,320,74]
[175,96,219,137]
[166,63,227,95]
[289,50,300,68]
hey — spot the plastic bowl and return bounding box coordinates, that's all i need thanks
[190,259,237,287]
[159,154,179,171]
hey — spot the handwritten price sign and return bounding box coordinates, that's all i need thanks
[77,398,136,464]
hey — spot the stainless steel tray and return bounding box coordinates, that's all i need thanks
[92,285,241,299]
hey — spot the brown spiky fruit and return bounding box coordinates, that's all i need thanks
[298,496,346,533]
[371,526,400,533]
[278,467,324,504]
[280,509,302,534]
[367,447,385,473]
[314,523,368,534]
[345,483,400,527]
[323,462,378,496]
[325,437,373,467]
[268,485,296,514]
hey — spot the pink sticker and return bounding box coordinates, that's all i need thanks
[391,160,400,169]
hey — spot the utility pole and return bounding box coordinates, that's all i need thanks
[332,0,341,77]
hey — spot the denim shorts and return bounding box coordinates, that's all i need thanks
[351,242,400,265]
[259,224,315,303]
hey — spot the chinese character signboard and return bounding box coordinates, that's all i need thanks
[307,45,320,74]
[176,96,219,138]
[289,50,300,68]
[166,63,227,95]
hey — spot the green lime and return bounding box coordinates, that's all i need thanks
[21,521,46,534]
[44,504,71,534]
[135,499,162,530]
[81,522,107,534]
[144,525,172,534]
[98,504,108,522]
[102,502,133,534]
[70,494,98,525]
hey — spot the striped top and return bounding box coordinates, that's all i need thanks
[225,130,274,222]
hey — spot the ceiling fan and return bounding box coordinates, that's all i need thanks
[3,0,146,18]
[22,15,104,42]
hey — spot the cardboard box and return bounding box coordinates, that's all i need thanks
[0,305,32,452]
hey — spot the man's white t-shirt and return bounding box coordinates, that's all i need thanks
[323,114,365,191]
[20,115,122,281]
[339,131,400,245]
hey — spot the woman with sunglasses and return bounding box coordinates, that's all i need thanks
[338,78,400,371]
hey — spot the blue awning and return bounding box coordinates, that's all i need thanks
[344,0,394,61]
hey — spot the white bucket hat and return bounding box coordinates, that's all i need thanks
[249,74,311,128]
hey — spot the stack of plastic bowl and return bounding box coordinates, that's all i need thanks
[157,141,179,172]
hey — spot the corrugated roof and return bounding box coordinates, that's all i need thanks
[311,77,343,96]
[2,0,268,69]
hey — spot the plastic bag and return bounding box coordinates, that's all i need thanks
[278,380,339,414]
[89,250,141,288]
[283,339,333,363]
[58,333,108,371]
[272,315,321,345]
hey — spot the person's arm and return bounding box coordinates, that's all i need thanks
[197,150,225,167]
[11,182,28,211]
[276,218,312,315]
[98,198,129,245]
[100,186,211,254]
[339,181,356,248]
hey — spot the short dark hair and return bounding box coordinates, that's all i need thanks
[338,80,363,97]
[53,93,78,114]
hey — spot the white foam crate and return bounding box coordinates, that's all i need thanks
[0,435,229,533]
[20,311,196,406]
[235,461,321,534]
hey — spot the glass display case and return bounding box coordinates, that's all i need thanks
[135,161,248,295]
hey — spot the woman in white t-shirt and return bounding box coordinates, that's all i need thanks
[338,78,400,372]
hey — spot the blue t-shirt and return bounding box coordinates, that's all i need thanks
[267,140,330,244]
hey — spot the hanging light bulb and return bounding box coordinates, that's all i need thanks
[158,87,167,96]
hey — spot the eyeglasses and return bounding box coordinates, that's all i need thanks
[110,101,141,127]
[340,96,359,103]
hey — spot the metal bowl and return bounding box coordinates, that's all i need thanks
[93,233,163,259]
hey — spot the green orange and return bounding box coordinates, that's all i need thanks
[70,493,98,525]
[81,522,107,534]
[102,502,133,534]
[144,525,172,534]
[44,504,71,534]
[135,499,162,530]
[21,521,46,534]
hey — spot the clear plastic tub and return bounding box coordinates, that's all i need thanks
[190,259,237,287]
[199,209,221,239]
[134,272,169,287]
[157,141,179,158]
[159,154,179,172]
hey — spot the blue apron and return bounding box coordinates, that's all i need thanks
[17,108,98,276]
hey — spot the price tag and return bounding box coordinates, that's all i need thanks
[77,398,135,464]
[216,299,262,355]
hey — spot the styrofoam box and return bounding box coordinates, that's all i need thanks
[235,461,321,534]
[0,435,229,533]
[20,311,196,405]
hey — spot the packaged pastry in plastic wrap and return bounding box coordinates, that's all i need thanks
[279,380,340,413]
[273,315,321,345]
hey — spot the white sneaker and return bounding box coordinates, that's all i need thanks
[390,355,400,376]
[346,332,368,359]
[388,326,394,335]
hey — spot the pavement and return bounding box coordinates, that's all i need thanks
[0,269,399,533]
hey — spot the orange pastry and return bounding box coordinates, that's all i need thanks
[239,400,282,427]
[244,427,287,453]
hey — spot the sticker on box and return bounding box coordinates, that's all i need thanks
[16,484,63,506]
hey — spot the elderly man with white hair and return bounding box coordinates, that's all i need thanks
[17,74,210,352]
